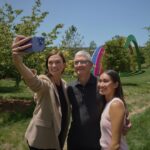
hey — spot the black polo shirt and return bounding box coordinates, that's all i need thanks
[67,74,102,150]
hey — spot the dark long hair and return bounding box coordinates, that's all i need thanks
[104,70,126,106]
[45,49,66,76]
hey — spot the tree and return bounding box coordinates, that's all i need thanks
[88,40,97,55]
[0,0,63,87]
[144,26,150,67]
[143,44,150,67]
[144,26,150,41]
[0,3,22,84]
[60,25,84,48]
[103,36,130,72]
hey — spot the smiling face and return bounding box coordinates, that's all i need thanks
[98,72,118,99]
[47,54,66,77]
[74,55,93,77]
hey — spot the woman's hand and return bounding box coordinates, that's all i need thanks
[12,35,32,63]
[12,35,36,80]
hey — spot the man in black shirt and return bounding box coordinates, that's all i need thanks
[67,50,104,150]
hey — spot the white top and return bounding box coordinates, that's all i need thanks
[100,98,128,150]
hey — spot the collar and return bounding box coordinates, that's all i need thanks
[74,74,97,87]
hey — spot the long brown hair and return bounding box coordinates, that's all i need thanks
[103,70,126,107]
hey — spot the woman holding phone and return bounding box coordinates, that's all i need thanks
[98,70,128,150]
[12,35,70,150]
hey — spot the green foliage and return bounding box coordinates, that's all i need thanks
[144,26,150,41]
[42,24,64,46]
[0,4,16,79]
[0,0,63,87]
[88,40,97,55]
[60,25,84,48]
[143,43,150,67]
[103,36,130,72]
[59,48,74,76]
[143,25,150,67]
[14,0,48,36]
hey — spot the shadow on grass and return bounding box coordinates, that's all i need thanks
[0,100,35,126]
[122,83,138,86]
[120,70,145,77]
[0,86,20,93]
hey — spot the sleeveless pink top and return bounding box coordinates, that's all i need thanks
[100,98,128,150]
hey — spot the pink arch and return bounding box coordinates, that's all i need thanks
[94,47,105,76]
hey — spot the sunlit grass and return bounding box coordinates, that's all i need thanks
[121,68,150,112]
[127,108,150,150]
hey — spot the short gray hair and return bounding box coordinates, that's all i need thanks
[74,50,92,63]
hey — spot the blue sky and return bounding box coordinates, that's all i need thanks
[1,0,150,47]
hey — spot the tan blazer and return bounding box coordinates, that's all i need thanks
[24,75,70,150]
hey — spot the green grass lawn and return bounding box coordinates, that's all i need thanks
[127,108,150,150]
[121,68,150,113]
[0,80,33,100]
[0,67,150,150]
[0,118,29,150]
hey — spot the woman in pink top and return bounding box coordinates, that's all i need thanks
[98,70,128,150]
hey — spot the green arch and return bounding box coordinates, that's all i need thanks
[124,34,141,71]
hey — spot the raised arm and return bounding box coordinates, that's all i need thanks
[109,100,125,150]
[12,35,34,80]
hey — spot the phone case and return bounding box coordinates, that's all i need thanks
[25,37,45,53]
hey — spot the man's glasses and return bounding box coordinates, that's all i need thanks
[74,60,90,65]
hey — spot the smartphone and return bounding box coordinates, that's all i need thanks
[25,37,45,53]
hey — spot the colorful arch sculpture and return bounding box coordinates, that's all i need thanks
[91,46,105,76]
[91,35,141,76]
[124,34,141,71]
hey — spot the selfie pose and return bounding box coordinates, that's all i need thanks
[98,70,128,150]
[12,35,70,150]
